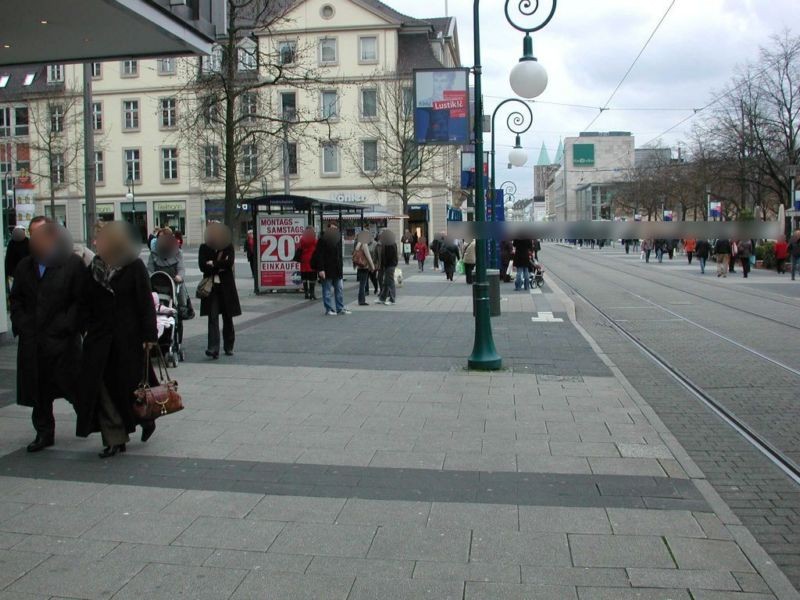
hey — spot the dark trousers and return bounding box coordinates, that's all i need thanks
[465,263,475,284]
[444,261,455,281]
[357,269,370,304]
[433,253,439,270]
[32,398,55,437]
[369,270,379,293]
[645,249,651,263]
[687,251,693,264]
[380,267,396,302]
[777,258,786,274]
[403,253,410,265]
[729,255,736,272]
[207,285,234,353]
[741,256,751,277]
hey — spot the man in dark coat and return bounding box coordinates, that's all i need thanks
[199,232,242,358]
[5,228,30,286]
[10,223,87,452]
[377,230,398,305]
[512,239,533,291]
[311,225,348,315]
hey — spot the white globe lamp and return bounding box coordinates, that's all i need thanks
[508,135,528,168]
[509,34,548,99]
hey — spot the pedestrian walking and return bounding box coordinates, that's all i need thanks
[737,239,752,278]
[462,238,477,284]
[245,229,256,284]
[430,233,442,272]
[353,230,375,306]
[500,240,513,282]
[312,224,349,315]
[774,236,789,274]
[199,223,241,358]
[624,239,631,254]
[696,239,710,274]
[10,221,87,452]
[401,230,414,265]
[513,238,532,291]
[533,238,541,260]
[714,238,731,277]
[789,230,800,281]
[683,238,696,264]
[439,236,460,282]
[729,241,737,274]
[298,226,318,300]
[655,239,665,263]
[414,237,428,272]
[77,222,159,458]
[376,229,398,305]
[642,239,652,263]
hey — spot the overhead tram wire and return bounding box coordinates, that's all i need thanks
[582,0,677,131]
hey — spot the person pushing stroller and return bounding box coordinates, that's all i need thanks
[147,229,193,319]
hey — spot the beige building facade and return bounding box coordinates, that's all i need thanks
[0,0,461,245]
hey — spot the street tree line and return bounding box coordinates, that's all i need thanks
[614,32,799,222]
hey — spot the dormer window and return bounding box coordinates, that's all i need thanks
[46,64,64,83]
[202,45,223,74]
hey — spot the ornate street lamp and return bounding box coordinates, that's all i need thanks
[469,0,557,370]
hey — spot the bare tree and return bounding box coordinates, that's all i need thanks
[177,0,331,232]
[26,82,84,219]
[344,75,445,217]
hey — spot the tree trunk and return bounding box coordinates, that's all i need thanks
[49,161,56,221]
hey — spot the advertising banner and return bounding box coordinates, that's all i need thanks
[709,201,722,218]
[414,68,470,145]
[663,210,674,222]
[15,203,35,230]
[257,214,307,291]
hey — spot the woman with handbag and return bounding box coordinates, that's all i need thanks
[77,222,159,458]
[199,223,241,359]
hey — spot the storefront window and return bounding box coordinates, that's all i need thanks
[44,204,67,227]
[154,201,186,234]
[121,201,147,242]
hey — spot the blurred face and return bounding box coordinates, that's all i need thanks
[30,224,56,261]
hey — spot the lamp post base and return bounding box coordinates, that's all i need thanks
[468,282,503,371]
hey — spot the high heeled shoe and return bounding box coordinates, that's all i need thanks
[98,444,126,459]
[141,421,156,442]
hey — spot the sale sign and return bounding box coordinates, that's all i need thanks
[257,214,307,291]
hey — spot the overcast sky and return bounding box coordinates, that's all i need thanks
[398,0,800,198]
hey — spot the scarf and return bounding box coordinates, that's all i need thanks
[91,256,119,294]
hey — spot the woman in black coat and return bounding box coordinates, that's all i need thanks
[200,223,241,359]
[77,222,158,458]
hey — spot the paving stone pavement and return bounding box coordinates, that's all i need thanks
[0,253,796,598]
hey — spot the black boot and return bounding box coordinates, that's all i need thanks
[27,434,54,453]
[303,281,309,299]
[309,283,317,300]
[99,444,126,458]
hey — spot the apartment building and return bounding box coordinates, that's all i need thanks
[0,0,461,244]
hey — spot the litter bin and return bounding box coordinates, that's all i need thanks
[472,269,502,317]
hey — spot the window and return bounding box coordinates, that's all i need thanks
[122,100,139,130]
[162,147,178,181]
[286,142,297,175]
[14,107,29,136]
[15,142,29,173]
[0,107,10,137]
[0,75,8,88]
[49,104,64,133]
[91,62,102,79]
[23,73,35,86]
[121,60,138,77]
[202,45,223,73]
[202,96,219,125]
[278,41,296,65]
[204,145,220,178]
[46,65,64,83]
[319,38,337,65]
[321,90,338,120]
[92,101,102,131]
[51,153,65,184]
[403,140,420,170]
[157,58,176,75]
[363,140,378,172]
[359,36,378,63]
[241,92,258,123]
[94,151,104,183]
[361,88,378,119]
[124,148,141,183]
[242,144,258,178]
[238,39,257,71]
[320,4,334,19]
[160,98,177,129]
[321,142,339,176]
[402,87,414,117]
[280,91,296,120]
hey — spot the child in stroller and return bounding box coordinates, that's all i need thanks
[147,230,193,320]
[528,256,545,288]
[150,273,184,366]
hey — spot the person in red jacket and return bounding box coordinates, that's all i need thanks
[774,236,789,275]
[298,226,318,299]
[414,237,428,272]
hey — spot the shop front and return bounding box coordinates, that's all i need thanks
[204,199,252,240]
[121,201,147,242]
[154,201,186,234]
[407,204,429,241]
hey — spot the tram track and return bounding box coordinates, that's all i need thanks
[546,266,800,488]
[556,246,800,332]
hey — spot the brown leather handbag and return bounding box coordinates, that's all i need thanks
[133,347,184,420]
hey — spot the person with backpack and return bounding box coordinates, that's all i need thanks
[353,230,375,306]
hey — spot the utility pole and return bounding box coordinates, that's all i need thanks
[82,62,96,245]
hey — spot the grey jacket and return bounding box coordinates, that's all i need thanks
[147,249,185,279]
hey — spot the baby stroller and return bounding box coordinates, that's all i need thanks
[150,271,185,367]
[528,259,545,288]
